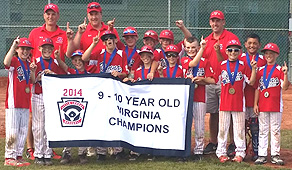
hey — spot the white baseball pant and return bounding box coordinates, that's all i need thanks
[31,93,52,159]
[216,111,246,158]
[193,102,206,155]
[5,108,29,159]
[258,112,282,156]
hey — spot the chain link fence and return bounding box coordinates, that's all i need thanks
[0,0,290,77]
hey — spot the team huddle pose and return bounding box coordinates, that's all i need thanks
[3,2,289,167]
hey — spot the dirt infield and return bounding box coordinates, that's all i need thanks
[0,76,292,168]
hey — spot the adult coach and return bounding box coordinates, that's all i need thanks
[26,3,66,160]
[66,2,120,58]
[203,10,239,155]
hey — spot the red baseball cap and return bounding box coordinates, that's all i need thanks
[139,45,154,55]
[87,2,102,13]
[71,50,84,57]
[39,38,54,47]
[44,3,59,13]
[261,43,280,54]
[143,30,158,42]
[100,30,117,41]
[123,27,138,37]
[159,30,174,41]
[18,38,33,49]
[165,44,179,53]
[226,39,242,49]
[210,10,225,20]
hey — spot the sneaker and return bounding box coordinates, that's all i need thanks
[147,154,155,161]
[44,158,53,166]
[254,156,267,165]
[219,156,230,163]
[60,151,71,164]
[271,155,284,165]
[129,154,139,161]
[203,143,217,155]
[227,143,236,158]
[87,147,96,157]
[96,154,106,162]
[17,156,31,166]
[4,158,25,167]
[79,154,88,164]
[52,150,62,159]
[115,152,124,160]
[34,157,45,166]
[26,148,35,160]
[193,154,203,162]
[232,156,243,163]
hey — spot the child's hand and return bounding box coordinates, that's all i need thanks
[254,105,259,116]
[282,61,288,75]
[157,62,163,74]
[30,60,37,72]
[175,20,184,28]
[54,46,61,59]
[78,17,87,34]
[93,32,100,45]
[44,69,55,74]
[111,70,120,77]
[186,74,194,79]
[213,39,220,52]
[107,18,115,31]
[12,36,20,48]
[66,22,74,40]
[200,36,207,49]
[250,55,257,69]
[147,72,154,81]
[192,76,203,83]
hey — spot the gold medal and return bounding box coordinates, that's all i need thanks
[264,91,269,98]
[229,87,235,95]
[195,84,198,89]
[25,87,30,94]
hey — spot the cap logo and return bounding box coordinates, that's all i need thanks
[213,11,220,16]
[168,46,175,50]
[23,40,31,45]
[267,44,273,48]
[145,31,154,36]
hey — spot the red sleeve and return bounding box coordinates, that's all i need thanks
[153,50,160,62]
[131,54,142,71]
[116,41,125,50]
[181,57,190,70]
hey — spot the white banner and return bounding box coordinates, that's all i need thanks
[42,74,194,157]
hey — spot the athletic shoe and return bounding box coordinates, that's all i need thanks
[115,152,124,160]
[60,151,71,164]
[219,155,230,163]
[26,148,35,160]
[147,154,155,161]
[17,156,31,166]
[87,147,96,157]
[193,154,203,162]
[52,150,62,159]
[96,154,106,162]
[34,157,45,166]
[227,143,236,157]
[203,143,217,155]
[4,158,25,167]
[271,155,284,165]
[44,158,53,166]
[232,156,243,163]
[79,154,88,164]
[254,156,267,165]
[129,154,139,161]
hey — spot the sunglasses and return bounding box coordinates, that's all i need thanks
[88,4,100,9]
[123,30,136,34]
[166,53,178,58]
[226,48,240,53]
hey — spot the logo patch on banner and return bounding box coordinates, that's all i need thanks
[57,98,88,127]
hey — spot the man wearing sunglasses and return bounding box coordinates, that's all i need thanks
[67,2,120,62]
[202,10,240,157]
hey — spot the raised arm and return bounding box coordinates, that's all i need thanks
[248,55,257,86]
[175,20,192,39]
[55,46,68,73]
[189,36,206,68]
[82,34,99,62]
[4,36,19,67]
[282,61,289,91]
[71,18,88,56]
[65,22,76,58]
[214,39,224,62]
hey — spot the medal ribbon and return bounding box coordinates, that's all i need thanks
[18,57,30,84]
[125,46,137,65]
[40,57,52,70]
[226,60,239,85]
[166,64,178,78]
[263,64,277,89]
[161,48,169,66]
[102,48,117,73]
[189,57,201,77]
[141,66,151,80]
[245,53,259,69]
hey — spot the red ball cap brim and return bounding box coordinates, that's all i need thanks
[44,3,59,13]
[261,43,280,54]
[87,2,102,13]
[210,10,225,20]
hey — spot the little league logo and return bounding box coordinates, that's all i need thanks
[57,98,88,127]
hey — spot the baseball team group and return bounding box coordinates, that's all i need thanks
[3,1,290,167]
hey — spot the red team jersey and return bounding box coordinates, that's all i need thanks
[134,66,159,81]
[5,57,31,109]
[204,29,239,72]
[161,65,184,78]
[119,45,141,72]
[181,57,213,103]
[91,48,128,74]
[33,57,63,94]
[67,65,98,74]
[240,53,267,107]
[215,60,251,112]
[256,64,284,112]
[28,24,68,62]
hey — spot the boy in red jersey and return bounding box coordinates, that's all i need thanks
[4,37,34,167]
[214,40,257,163]
[254,43,289,166]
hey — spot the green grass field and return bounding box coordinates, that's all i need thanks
[0,130,291,170]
